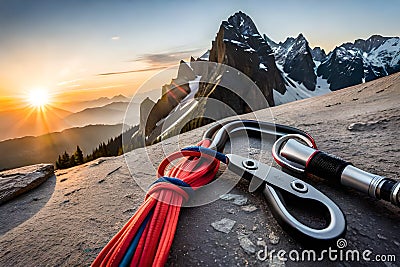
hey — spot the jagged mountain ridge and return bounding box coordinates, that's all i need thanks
[133,11,400,145]
[316,35,400,90]
[271,33,317,90]
[209,11,286,106]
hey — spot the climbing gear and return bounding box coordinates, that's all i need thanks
[92,139,223,267]
[93,120,347,267]
[273,135,400,207]
[205,120,346,243]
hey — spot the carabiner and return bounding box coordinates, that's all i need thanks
[206,120,346,244]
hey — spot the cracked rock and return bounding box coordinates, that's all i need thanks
[0,164,54,204]
[238,234,256,254]
[219,193,248,206]
[211,218,236,234]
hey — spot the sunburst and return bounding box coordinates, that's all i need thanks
[27,88,50,108]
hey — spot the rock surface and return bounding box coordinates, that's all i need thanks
[0,73,399,266]
[0,164,54,204]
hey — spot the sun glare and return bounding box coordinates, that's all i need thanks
[27,89,50,108]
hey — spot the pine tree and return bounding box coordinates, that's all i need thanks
[61,151,70,168]
[69,154,76,167]
[56,155,62,169]
[75,145,84,165]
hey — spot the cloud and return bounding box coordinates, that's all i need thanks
[98,66,168,76]
[57,79,82,86]
[132,48,203,65]
[97,48,205,76]
[111,36,120,40]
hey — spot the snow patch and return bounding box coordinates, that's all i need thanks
[259,63,268,70]
[156,76,201,128]
[274,69,331,105]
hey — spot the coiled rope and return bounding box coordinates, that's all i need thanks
[92,139,227,267]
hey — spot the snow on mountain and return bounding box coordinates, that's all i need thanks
[318,36,400,90]
[199,50,210,61]
[274,64,330,105]
[134,12,400,145]
[364,37,400,78]
[268,32,399,93]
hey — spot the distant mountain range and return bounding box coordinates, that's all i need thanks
[0,124,125,170]
[132,11,400,145]
[64,101,137,128]
[0,105,72,141]
[0,92,158,141]
[266,32,400,97]
[56,94,130,113]
[216,11,400,105]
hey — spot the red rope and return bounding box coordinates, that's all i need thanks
[92,139,220,267]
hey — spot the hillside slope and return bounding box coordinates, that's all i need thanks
[0,73,399,266]
[0,124,125,170]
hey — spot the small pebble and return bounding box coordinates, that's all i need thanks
[268,232,280,245]
[238,234,256,254]
[241,205,258,212]
[211,218,236,234]
[247,148,260,155]
[257,240,266,247]
[220,193,248,206]
[269,255,286,267]
[225,208,235,214]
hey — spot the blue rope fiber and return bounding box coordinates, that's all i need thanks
[181,146,227,164]
[119,211,153,267]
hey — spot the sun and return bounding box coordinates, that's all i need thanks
[27,88,50,108]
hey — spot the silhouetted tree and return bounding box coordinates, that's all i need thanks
[55,125,140,168]
[74,146,84,165]
[55,151,71,169]
[56,155,62,169]
[69,154,76,167]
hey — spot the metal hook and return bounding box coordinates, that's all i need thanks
[205,119,346,244]
[227,153,346,243]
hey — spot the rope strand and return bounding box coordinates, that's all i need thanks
[92,140,225,267]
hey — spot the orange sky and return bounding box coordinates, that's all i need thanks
[1,0,399,110]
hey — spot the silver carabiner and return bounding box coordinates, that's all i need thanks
[205,120,346,244]
[227,154,346,244]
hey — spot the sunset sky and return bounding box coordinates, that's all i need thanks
[1,0,399,105]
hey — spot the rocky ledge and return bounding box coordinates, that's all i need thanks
[0,164,54,205]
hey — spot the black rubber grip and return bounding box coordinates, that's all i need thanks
[306,151,351,182]
[379,179,397,201]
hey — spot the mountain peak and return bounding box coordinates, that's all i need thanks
[294,33,309,46]
[225,11,259,36]
[111,94,128,100]
[296,33,305,40]
[311,46,327,61]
